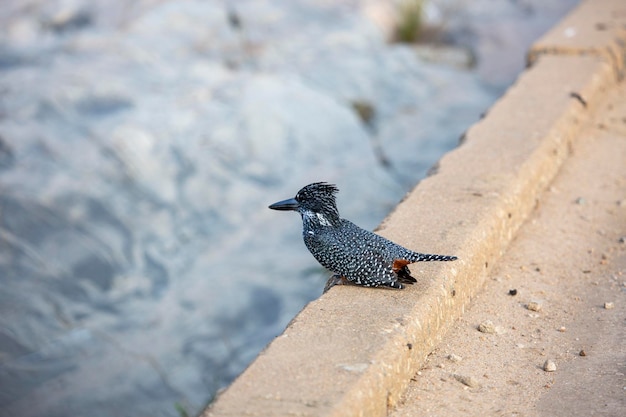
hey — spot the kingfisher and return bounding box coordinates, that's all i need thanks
[269,182,457,292]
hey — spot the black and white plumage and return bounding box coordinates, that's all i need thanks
[269,182,457,291]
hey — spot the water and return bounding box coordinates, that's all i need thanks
[0,1,577,416]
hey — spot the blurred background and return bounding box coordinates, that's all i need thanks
[0,0,578,416]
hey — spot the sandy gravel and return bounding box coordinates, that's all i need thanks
[389,79,626,416]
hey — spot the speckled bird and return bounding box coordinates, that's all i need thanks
[269,182,457,292]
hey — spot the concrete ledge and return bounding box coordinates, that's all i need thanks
[528,0,626,80]
[204,1,626,416]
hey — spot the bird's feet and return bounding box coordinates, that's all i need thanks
[323,274,353,293]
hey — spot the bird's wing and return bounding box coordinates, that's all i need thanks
[339,248,398,287]
[332,221,409,287]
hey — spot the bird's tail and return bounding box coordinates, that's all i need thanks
[414,253,458,262]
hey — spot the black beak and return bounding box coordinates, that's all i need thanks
[269,198,299,211]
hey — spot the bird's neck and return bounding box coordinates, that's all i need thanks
[301,209,341,228]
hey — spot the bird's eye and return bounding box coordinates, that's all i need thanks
[295,192,302,202]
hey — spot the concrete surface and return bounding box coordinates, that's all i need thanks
[204,0,626,415]
[389,65,626,417]
[529,0,626,78]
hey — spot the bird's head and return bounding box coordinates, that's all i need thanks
[269,182,340,226]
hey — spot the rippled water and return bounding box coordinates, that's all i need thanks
[0,1,577,416]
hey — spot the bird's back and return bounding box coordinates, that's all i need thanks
[304,219,415,287]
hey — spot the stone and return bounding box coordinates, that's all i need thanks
[543,360,557,372]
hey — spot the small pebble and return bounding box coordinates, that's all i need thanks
[447,353,463,363]
[558,326,567,332]
[508,289,518,296]
[575,197,586,205]
[454,374,479,388]
[478,320,497,334]
[527,301,542,312]
[604,302,615,309]
[579,350,587,357]
[543,360,557,372]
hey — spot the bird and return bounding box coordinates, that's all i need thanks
[269,182,457,292]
